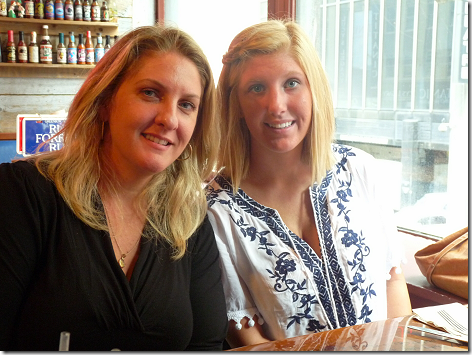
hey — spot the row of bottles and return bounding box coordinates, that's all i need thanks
[2,25,118,64]
[0,0,116,21]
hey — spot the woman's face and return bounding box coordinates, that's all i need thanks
[103,51,202,184]
[237,50,312,158]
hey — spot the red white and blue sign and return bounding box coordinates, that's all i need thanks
[16,114,67,156]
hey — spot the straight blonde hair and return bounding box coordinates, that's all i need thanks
[217,20,335,191]
[33,25,219,259]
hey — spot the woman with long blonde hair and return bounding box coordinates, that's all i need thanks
[207,20,411,348]
[0,25,227,350]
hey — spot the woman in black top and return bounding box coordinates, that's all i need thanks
[0,25,226,350]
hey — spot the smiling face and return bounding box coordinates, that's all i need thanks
[237,50,313,159]
[102,51,202,185]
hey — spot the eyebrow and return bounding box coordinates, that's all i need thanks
[138,79,202,101]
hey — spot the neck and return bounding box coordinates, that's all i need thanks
[244,145,312,191]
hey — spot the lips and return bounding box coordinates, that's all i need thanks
[143,134,171,146]
[265,121,294,129]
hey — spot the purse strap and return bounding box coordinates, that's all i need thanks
[426,233,468,285]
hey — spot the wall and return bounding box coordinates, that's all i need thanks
[0,0,154,135]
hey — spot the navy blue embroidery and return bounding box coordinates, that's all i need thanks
[206,144,374,331]
[206,177,327,332]
[332,144,375,323]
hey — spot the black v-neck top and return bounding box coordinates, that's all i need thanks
[0,161,227,351]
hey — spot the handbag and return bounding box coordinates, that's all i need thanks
[414,227,468,300]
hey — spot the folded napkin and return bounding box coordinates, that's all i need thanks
[413,302,468,342]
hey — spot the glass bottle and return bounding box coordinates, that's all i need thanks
[113,35,118,46]
[100,0,108,21]
[64,0,73,19]
[24,0,34,17]
[54,0,63,19]
[17,30,28,63]
[85,30,94,64]
[39,25,52,64]
[82,0,90,21]
[34,0,43,18]
[77,33,85,64]
[57,32,66,63]
[94,32,104,63]
[28,31,39,63]
[67,31,77,64]
[6,30,16,63]
[44,0,53,18]
[90,0,99,21]
[73,0,81,20]
[104,34,111,54]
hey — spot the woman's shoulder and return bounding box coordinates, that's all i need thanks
[0,160,43,181]
[205,175,233,202]
[330,143,376,172]
[0,160,55,196]
[331,143,374,161]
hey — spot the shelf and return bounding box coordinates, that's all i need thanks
[0,16,119,36]
[0,62,95,78]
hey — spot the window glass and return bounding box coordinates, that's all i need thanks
[298,0,468,238]
[164,0,268,83]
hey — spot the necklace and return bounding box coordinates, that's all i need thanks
[103,203,141,268]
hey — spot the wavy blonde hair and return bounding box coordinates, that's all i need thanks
[33,25,219,259]
[217,20,335,191]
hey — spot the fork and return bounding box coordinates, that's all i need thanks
[438,309,468,335]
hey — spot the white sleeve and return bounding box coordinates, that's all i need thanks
[369,156,408,278]
[207,206,264,328]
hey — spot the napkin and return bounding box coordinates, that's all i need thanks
[413,302,468,342]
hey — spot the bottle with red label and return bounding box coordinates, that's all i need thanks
[6,30,16,63]
[85,30,94,64]
[90,0,99,21]
[17,31,28,62]
[39,25,53,64]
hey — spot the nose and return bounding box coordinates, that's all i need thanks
[267,88,287,117]
[155,102,178,130]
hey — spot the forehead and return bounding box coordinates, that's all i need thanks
[238,50,304,82]
[123,51,203,94]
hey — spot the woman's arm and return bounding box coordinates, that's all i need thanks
[386,267,412,318]
[186,217,228,351]
[226,314,270,349]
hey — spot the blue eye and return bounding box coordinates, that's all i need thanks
[286,80,299,88]
[143,89,157,97]
[179,101,196,111]
[250,84,264,93]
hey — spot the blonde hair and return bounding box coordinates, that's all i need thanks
[33,25,219,259]
[218,20,335,190]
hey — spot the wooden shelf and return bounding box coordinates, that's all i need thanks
[0,16,119,36]
[0,62,94,78]
[0,16,118,77]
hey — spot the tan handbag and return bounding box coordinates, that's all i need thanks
[414,227,468,300]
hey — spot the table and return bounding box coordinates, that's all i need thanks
[229,315,468,351]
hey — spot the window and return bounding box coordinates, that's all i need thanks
[297,0,468,238]
[162,0,468,238]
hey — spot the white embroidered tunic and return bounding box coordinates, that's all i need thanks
[206,144,406,341]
